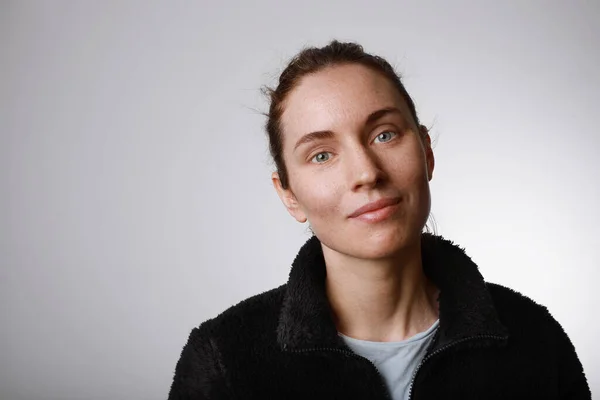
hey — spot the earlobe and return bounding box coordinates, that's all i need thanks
[419,125,435,181]
[271,172,308,223]
[426,142,435,181]
[427,153,435,181]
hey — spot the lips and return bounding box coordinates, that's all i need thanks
[349,197,401,218]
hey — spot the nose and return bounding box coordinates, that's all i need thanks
[347,145,386,191]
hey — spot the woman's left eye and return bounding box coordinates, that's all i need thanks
[374,131,397,143]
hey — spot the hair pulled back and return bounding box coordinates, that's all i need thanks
[263,40,421,190]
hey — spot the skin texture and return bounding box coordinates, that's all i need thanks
[272,64,439,341]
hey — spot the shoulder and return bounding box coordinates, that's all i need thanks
[487,282,552,323]
[193,284,287,344]
[169,285,287,398]
[486,282,570,344]
[486,283,590,397]
[486,282,549,315]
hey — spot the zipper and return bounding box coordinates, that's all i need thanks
[287,346,392,400]
[406,333,507,400]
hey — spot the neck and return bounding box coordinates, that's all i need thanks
[322,239,439,342]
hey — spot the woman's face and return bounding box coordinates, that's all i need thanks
[273,64,434,260]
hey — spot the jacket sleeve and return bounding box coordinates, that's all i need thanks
[550,315,591,399]
[168,326,233,400]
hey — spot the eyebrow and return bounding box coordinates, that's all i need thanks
[293,107,404,151]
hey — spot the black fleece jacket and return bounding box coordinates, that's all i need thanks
[168,233,591,399]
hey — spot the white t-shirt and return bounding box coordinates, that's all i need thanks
[339,320,439,400]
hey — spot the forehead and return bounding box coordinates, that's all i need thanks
[280,64,405,141]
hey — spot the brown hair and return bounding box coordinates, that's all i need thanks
[263,40,422,190]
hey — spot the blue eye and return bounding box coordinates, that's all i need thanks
[311,152,331,163]
[374,131,397,143]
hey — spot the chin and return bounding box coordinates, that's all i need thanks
[357,227,417,259]
[329,224,420,261]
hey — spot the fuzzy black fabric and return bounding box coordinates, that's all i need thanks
[168,233,591,399]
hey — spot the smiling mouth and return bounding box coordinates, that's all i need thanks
[349,197,401,223]
[352,203,399,223]
[349,197,401,218]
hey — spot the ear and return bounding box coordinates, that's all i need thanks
[419,125,435,181]
[271,172,308,223]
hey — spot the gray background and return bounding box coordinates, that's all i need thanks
[2,1,598,399]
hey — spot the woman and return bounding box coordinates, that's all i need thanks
[168,41,590,399]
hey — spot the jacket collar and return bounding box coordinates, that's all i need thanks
[277,233,509,351]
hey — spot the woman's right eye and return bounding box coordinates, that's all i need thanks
[311,152,331,164]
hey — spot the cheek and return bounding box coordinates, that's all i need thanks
[292,170,343,217]
[387,144,428,186]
